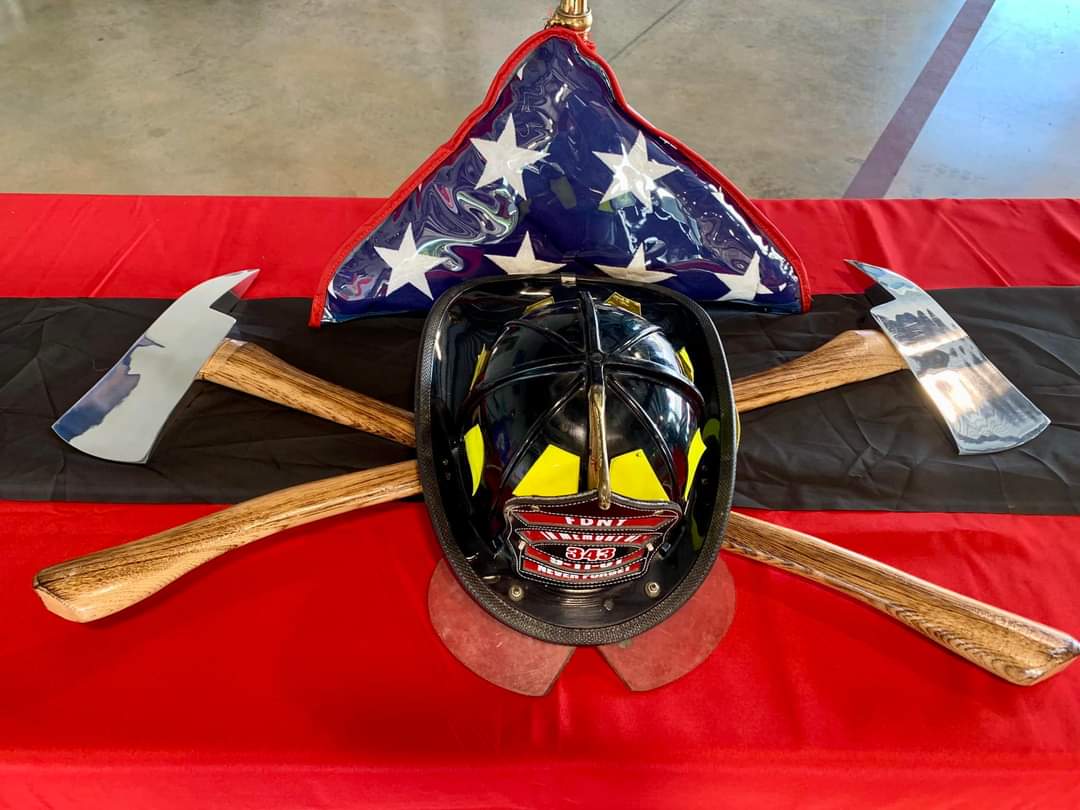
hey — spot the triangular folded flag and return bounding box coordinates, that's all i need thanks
[311,27,808,326]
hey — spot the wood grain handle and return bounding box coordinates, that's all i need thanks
[197,330,899,446]
[723,512,1080,686]
[33,461,423,623]
[34,465,1080,687]
[198,339,415,447]
[733,330,906,413]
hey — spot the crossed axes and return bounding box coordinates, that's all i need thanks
[34,334,1079,686]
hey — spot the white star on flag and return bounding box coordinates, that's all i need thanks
[470,114,548,200]
[717,253,770,302]
[593,132,678,213]
[486,232,566,276]
[596,245,674,284]
[375,224,446,299]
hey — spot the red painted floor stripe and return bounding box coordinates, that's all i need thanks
[844,0,996,199]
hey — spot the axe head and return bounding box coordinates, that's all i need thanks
[52,269,259,464]
[847,260,1050,455]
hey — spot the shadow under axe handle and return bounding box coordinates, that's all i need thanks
[723,512,1080,686]
[732,330,906,412]
[197,339,416,447]
[33,461,423,624]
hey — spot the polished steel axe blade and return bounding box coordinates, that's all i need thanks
[52,269,259,463]
[847,260,1050,454]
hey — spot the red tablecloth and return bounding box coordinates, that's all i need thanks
[1,195,1078,808]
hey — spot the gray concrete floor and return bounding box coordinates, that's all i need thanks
[1,0,1077,198]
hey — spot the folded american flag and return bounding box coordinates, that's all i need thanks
[312,28,808,325]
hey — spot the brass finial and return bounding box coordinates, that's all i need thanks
[548,0,592,36]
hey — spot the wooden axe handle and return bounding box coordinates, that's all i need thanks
[34,339,1079,684]
[732,330,905,412]
[33,461,1079,685]
[196,330,897,447]
[33,461,422,623]
[198,339,416,447]
[724,512,1080,686]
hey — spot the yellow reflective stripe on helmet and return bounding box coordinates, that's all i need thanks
[684,428,706,499]
[468,347,490,391]
[464,424,485,495]
[676,347,695,382]
[609,449,667,502]
[522,295,555,315]
[603,292,642,317]
[513,444,581,497]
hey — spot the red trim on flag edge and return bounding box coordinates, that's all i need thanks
[308,27,811,326]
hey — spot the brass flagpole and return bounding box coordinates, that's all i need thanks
[547,0,592,36]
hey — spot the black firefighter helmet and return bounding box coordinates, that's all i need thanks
[416,275,737,645]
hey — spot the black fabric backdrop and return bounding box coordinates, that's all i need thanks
[1,288,1076,513]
